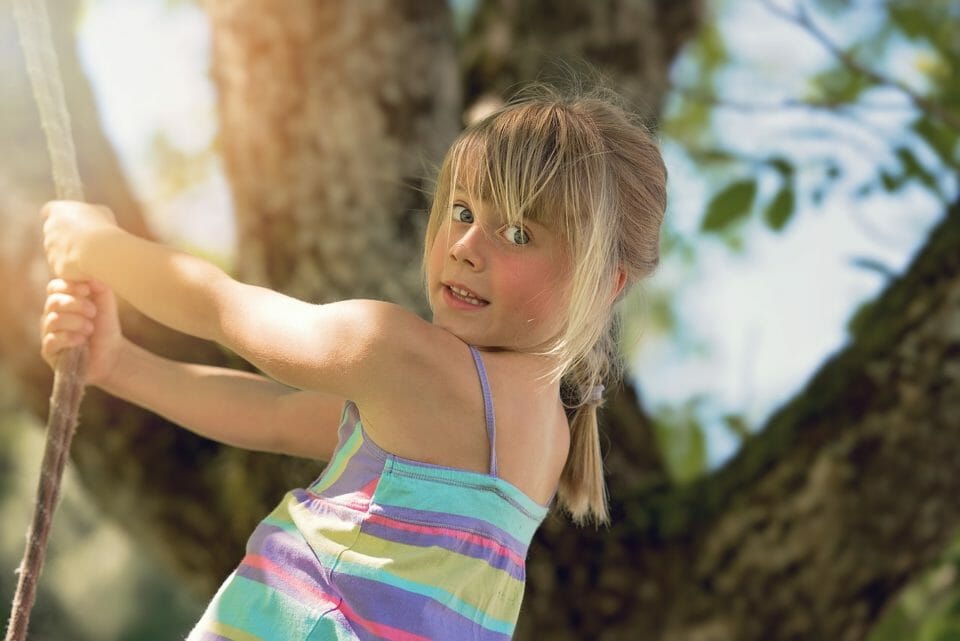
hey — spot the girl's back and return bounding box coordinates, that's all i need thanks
[187,323,562,641]
[356,321,570,506]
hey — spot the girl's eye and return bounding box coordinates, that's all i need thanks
[452,204,474,224]
[501,225,530,245]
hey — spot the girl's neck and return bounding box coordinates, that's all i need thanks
[473,345,563,387]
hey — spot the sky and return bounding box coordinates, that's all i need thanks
[74,0,949,468]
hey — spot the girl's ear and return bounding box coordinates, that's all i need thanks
[611,268,628,302]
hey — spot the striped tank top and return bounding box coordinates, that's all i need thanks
[187,346,550,641]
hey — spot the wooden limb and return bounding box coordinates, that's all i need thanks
[4,347,87,641]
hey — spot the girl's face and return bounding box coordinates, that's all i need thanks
[426,190,571,351]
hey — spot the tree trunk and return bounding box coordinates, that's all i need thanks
[462,0,703,120]
[517,203,960,640]
[0,0,245,591]
[207,0,460,307]
[3,1,959,640]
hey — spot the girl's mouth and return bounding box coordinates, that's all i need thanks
[445,284,488,307]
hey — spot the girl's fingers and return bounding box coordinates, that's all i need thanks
[43,292,97,318]
[46,278,91,298]
[42,310,94,336]
[41,331,89,361]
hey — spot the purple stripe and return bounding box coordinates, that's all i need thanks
[246,522,332,587]
[358,517,526,581]
[334,571,514,641]
[370,502,529,556]
[309,442,384,501]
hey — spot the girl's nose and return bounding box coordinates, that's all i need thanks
[449,227,485,270]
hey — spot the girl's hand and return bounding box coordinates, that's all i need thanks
[40,201,117,280]
[40,278,124,387]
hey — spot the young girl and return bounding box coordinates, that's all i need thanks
[39,86,666,640]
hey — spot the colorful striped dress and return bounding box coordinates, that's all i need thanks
[187,346,550,641]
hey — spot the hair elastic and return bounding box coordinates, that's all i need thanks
[589,384,605,404]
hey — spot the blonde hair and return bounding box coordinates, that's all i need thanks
[423,83,667,524]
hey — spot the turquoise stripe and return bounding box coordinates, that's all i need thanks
[376,459,546,542]
[209,574,321,641]
[306,613,355,641]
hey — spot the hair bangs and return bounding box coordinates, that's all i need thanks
[452,103,605,241]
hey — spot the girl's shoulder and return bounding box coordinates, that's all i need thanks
[332,298,467,393]
[331,298,457,357]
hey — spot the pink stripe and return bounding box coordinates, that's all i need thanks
[358,478,380,499]
[242,554,337,606]
[242,555,432,641]
[365,514,525,567]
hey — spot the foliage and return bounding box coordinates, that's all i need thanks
[658,1,960,637]
[665,0,959,240]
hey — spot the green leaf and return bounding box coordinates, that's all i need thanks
[807,65,874,105]
[889,4,936,41]
[896,146,941,194]
[663,97,712,142]
[768,156,795,178]
[692,22,729,76]
[722,414,751,442]
[880,170,902,192]
[763,185,796,231]
[701,180,757,233]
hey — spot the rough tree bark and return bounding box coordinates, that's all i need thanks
[207,0,460,306]
[1,1,958,640]
[518,204,960,640]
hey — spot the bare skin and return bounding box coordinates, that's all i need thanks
[40,200,575,504]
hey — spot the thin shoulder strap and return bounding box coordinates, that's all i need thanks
[467,345,498,476]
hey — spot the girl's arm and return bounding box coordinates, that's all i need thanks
[41,279,344,459]
[41,201,410,402]
[103,342,344,459]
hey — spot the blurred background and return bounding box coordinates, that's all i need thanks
[1,0,958,639]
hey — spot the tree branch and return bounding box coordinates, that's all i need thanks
[761,0,960,132]
[671,83,914,115]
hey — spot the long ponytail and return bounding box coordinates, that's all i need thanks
[557,325,619,525]
[559,403,607,524]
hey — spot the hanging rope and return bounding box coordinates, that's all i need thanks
[5,1,88,640]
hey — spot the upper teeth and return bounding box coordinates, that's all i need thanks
[450,286,483,305]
